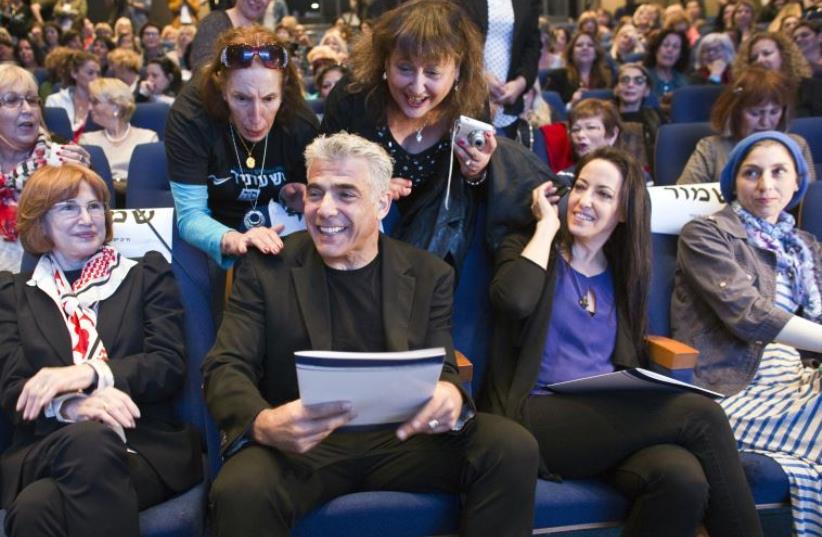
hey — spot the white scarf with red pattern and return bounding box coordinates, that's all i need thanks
[28,246,136,364]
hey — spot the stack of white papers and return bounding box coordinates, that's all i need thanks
[295,348,445,427]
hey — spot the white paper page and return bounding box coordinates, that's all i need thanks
[295,348,445,426]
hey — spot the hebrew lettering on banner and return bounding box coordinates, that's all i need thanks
[651,183,725,235]
[110,207,174,262]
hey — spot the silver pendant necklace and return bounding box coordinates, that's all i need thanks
[229,124,269,229]
[566,256,595,317]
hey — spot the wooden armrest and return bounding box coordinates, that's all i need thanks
[456,351,474,383]
[645,335,699,369]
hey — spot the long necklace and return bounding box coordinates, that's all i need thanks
[235,134,259,168]
[565,256,595,317]
[229,124,269,228]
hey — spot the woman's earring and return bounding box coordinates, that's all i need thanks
[453,80,460,93]
[382,71,387,81]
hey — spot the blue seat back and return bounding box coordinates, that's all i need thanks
[170,225,217,475]
[43,107,73,141]
[131,102,171,141]
[542,91,568,122]
[452,203,492,395]
[670,85,723,123]
[648,232,679,337]
[82,144,116,207]
[653,122,713,186]
[581,88,614,101]
[126,143,174,209]
[789,117,822,171]
[800,181,822,241]
[532,127,549,167]
[307,97,325,116]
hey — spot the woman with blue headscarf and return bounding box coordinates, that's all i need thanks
[673,131,822,537]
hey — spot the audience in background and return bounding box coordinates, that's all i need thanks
[90,36,115,75]
[138,22,163,63]
[107,48,142,92]
[137,56,182,105]
[44,49,99,141]
[609,23,644,64]
[14,37,43,72]
[80,77,158,198]
[677,67,815,185]
[314,63,347,99]
[545,32,613,105]
[643,29,690,103]
[792,21,822,76]
[613,62,661,169]
[691,32,735,84]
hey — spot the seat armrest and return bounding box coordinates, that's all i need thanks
[456,351,473,383]
[645,335,699,369]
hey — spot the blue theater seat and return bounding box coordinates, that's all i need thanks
[43,107,73,141]
[126,142,175,208]
[789,117,822,171]
[543,90,568,122]
[0,216,215,537]
[131,102,171,141]
[670,85,724,124]
[653,122,713,186]
[801,181,822,240]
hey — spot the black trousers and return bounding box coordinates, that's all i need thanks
[4,421,171,537]
[524,391,763,537]
[210,412,539,537]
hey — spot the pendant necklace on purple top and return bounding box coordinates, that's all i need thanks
[566,257,595,317]
[229,123,269,228]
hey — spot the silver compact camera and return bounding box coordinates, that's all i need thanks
[453,115,495,150]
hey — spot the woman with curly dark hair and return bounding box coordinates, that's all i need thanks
[643,28,690,101]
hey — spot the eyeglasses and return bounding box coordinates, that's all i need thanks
[220,44,289,70]
[0,94,41,110]
[617,75,647,86]
[50,200,107,219]
[570,123,605,135]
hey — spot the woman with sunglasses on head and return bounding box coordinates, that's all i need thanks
[480,146,763,537]
[321,0,550,273]
[0,64,90,273]
[166,25,318,268]
[0,164,203,537]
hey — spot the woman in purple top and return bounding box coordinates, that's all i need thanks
[480,146,763,537]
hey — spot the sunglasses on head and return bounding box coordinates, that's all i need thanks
[220,43,289,70]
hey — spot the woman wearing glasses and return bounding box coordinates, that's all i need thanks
[166,26,318,267]
[612,63,662,174]
[0,164,202,537]
[0,64,90,273]
[321,0,548,273]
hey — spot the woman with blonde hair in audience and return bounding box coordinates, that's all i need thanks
[673,131,822,536]
[44,50,100,142]
[677,67,815,185]
[609,23,645,64]
[107,48,142,93]
[0,164,202,537]
[79,77,158,198]
[768,1,804,33]
[545,32,613,105]
[113,16,133,43]
[481,145,764,537]
[166,24,196,78]
[728,0,757,46]
[0,64,90,272]
[166,25,318,267]
[542,26,570,70]
[692,32,735,85]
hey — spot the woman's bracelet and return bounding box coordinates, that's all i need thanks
[464,170,487,186]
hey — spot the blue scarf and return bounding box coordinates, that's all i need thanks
[733,201,822,321]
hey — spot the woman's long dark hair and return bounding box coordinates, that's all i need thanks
[559,146,651,351]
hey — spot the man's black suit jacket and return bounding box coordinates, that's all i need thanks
[203,232,471,457]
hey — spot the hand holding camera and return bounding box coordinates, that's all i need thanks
[453,115,497,182]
